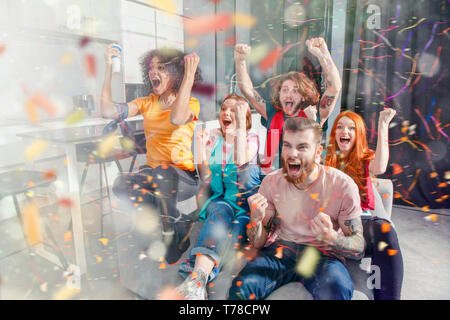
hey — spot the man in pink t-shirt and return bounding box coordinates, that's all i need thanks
[228,117,364,300]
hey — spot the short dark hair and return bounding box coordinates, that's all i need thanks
[283,117,322,145]
[139,47,203,95]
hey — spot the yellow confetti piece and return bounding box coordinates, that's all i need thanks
[422,205,430,212]
[377,241,388,251]
[429,172,438,178]
[445,171,450,180]
[94,254,103,263]
[97,133,119,158]
[296,246,320,278]
[25,99,39,124]
[59,53,74,65]
[234,13,257,28]
[247,43,269,65]
[23,201,42,246]
[425,214,438,222]
[159,262,166,269]
[310,193,319,200]
[25,140,48,161]
[99,238,108,246]
[52,285,80,300]
[120,137,135,152]
[147,0,176,14]
[65,108,85,126]
[40,282,48,293]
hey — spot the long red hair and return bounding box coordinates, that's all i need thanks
[325,111,375,203]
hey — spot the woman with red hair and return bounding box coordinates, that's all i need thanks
[326,109,404,300]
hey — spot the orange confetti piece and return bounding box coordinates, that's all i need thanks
[23,202,42,246]
[275,247,283,259]
[236,281,243,287]
[209,283,214,287]
[31,92,58,117]
[64,231,72,242]
[381,222,391,233]
[258,47,282,71]
[159,262,166,269]
[382,193,390,199]
[0,43,6,55]
[43,170,57,180]
[27,181,35,187]
[422,205,430,212]
[58,198,74,207]
[184,13,233,35]
[249,293,256,300]
[426,214,438,222]
[429,172,438,178]
[84,54,96,76]
[310,193,319,200]
[438,182,447,188]
[392,163,403,175]
[387,249,398,256]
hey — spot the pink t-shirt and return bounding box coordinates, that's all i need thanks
[258,165,362,259]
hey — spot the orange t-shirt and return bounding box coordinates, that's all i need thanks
[132,94,200,171]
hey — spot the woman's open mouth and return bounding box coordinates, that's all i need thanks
[222,119,232,128]
[151,77,161,90]
[339,137,351,145]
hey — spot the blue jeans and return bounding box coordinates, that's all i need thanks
[179,198,250,282]
[228,240,354,300]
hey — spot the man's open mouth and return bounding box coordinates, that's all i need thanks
[288,162,302,175]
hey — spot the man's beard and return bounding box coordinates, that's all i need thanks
[282,155,316,185]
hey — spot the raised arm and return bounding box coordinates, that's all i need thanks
[195,128,212,182]
[170,53,200,126]
[311,213,365,260]
[234,44,267,120]
[234,101,259,166]
[369,108,396,175]
[306,38,342,127]
[100,43,139,119]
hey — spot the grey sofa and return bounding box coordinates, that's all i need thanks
[112,178,393,300]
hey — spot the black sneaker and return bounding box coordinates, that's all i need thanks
[163,220,193,264]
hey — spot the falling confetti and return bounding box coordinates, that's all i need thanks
[147,0,176,15]
[84,54,96,76]
[381,222,391,233]
[424,214,438,222]
[184,13,233,35]
[25,140,49,161]
[234,13,257,28]
[99,238,109,246]
[65,108,85,125]
[97,133,119,158]
[378,241,388,251]
[23,201,42,246]
[30,92,58,117]
[25,99,39,123]
[0,43,6,55]
[296,246,320,278]
[258,47,282,71]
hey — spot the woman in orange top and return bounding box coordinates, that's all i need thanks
[101,45,202,264]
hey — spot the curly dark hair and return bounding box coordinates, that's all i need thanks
[271,71,320,110]
[139,47,203,96]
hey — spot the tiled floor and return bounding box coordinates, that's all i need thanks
[0,190,449,300]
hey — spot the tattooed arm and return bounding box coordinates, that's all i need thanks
[306,38,342,127]
[312,213,365,260]
[234,44,267,120]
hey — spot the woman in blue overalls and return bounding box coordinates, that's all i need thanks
[176,94,261,300]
